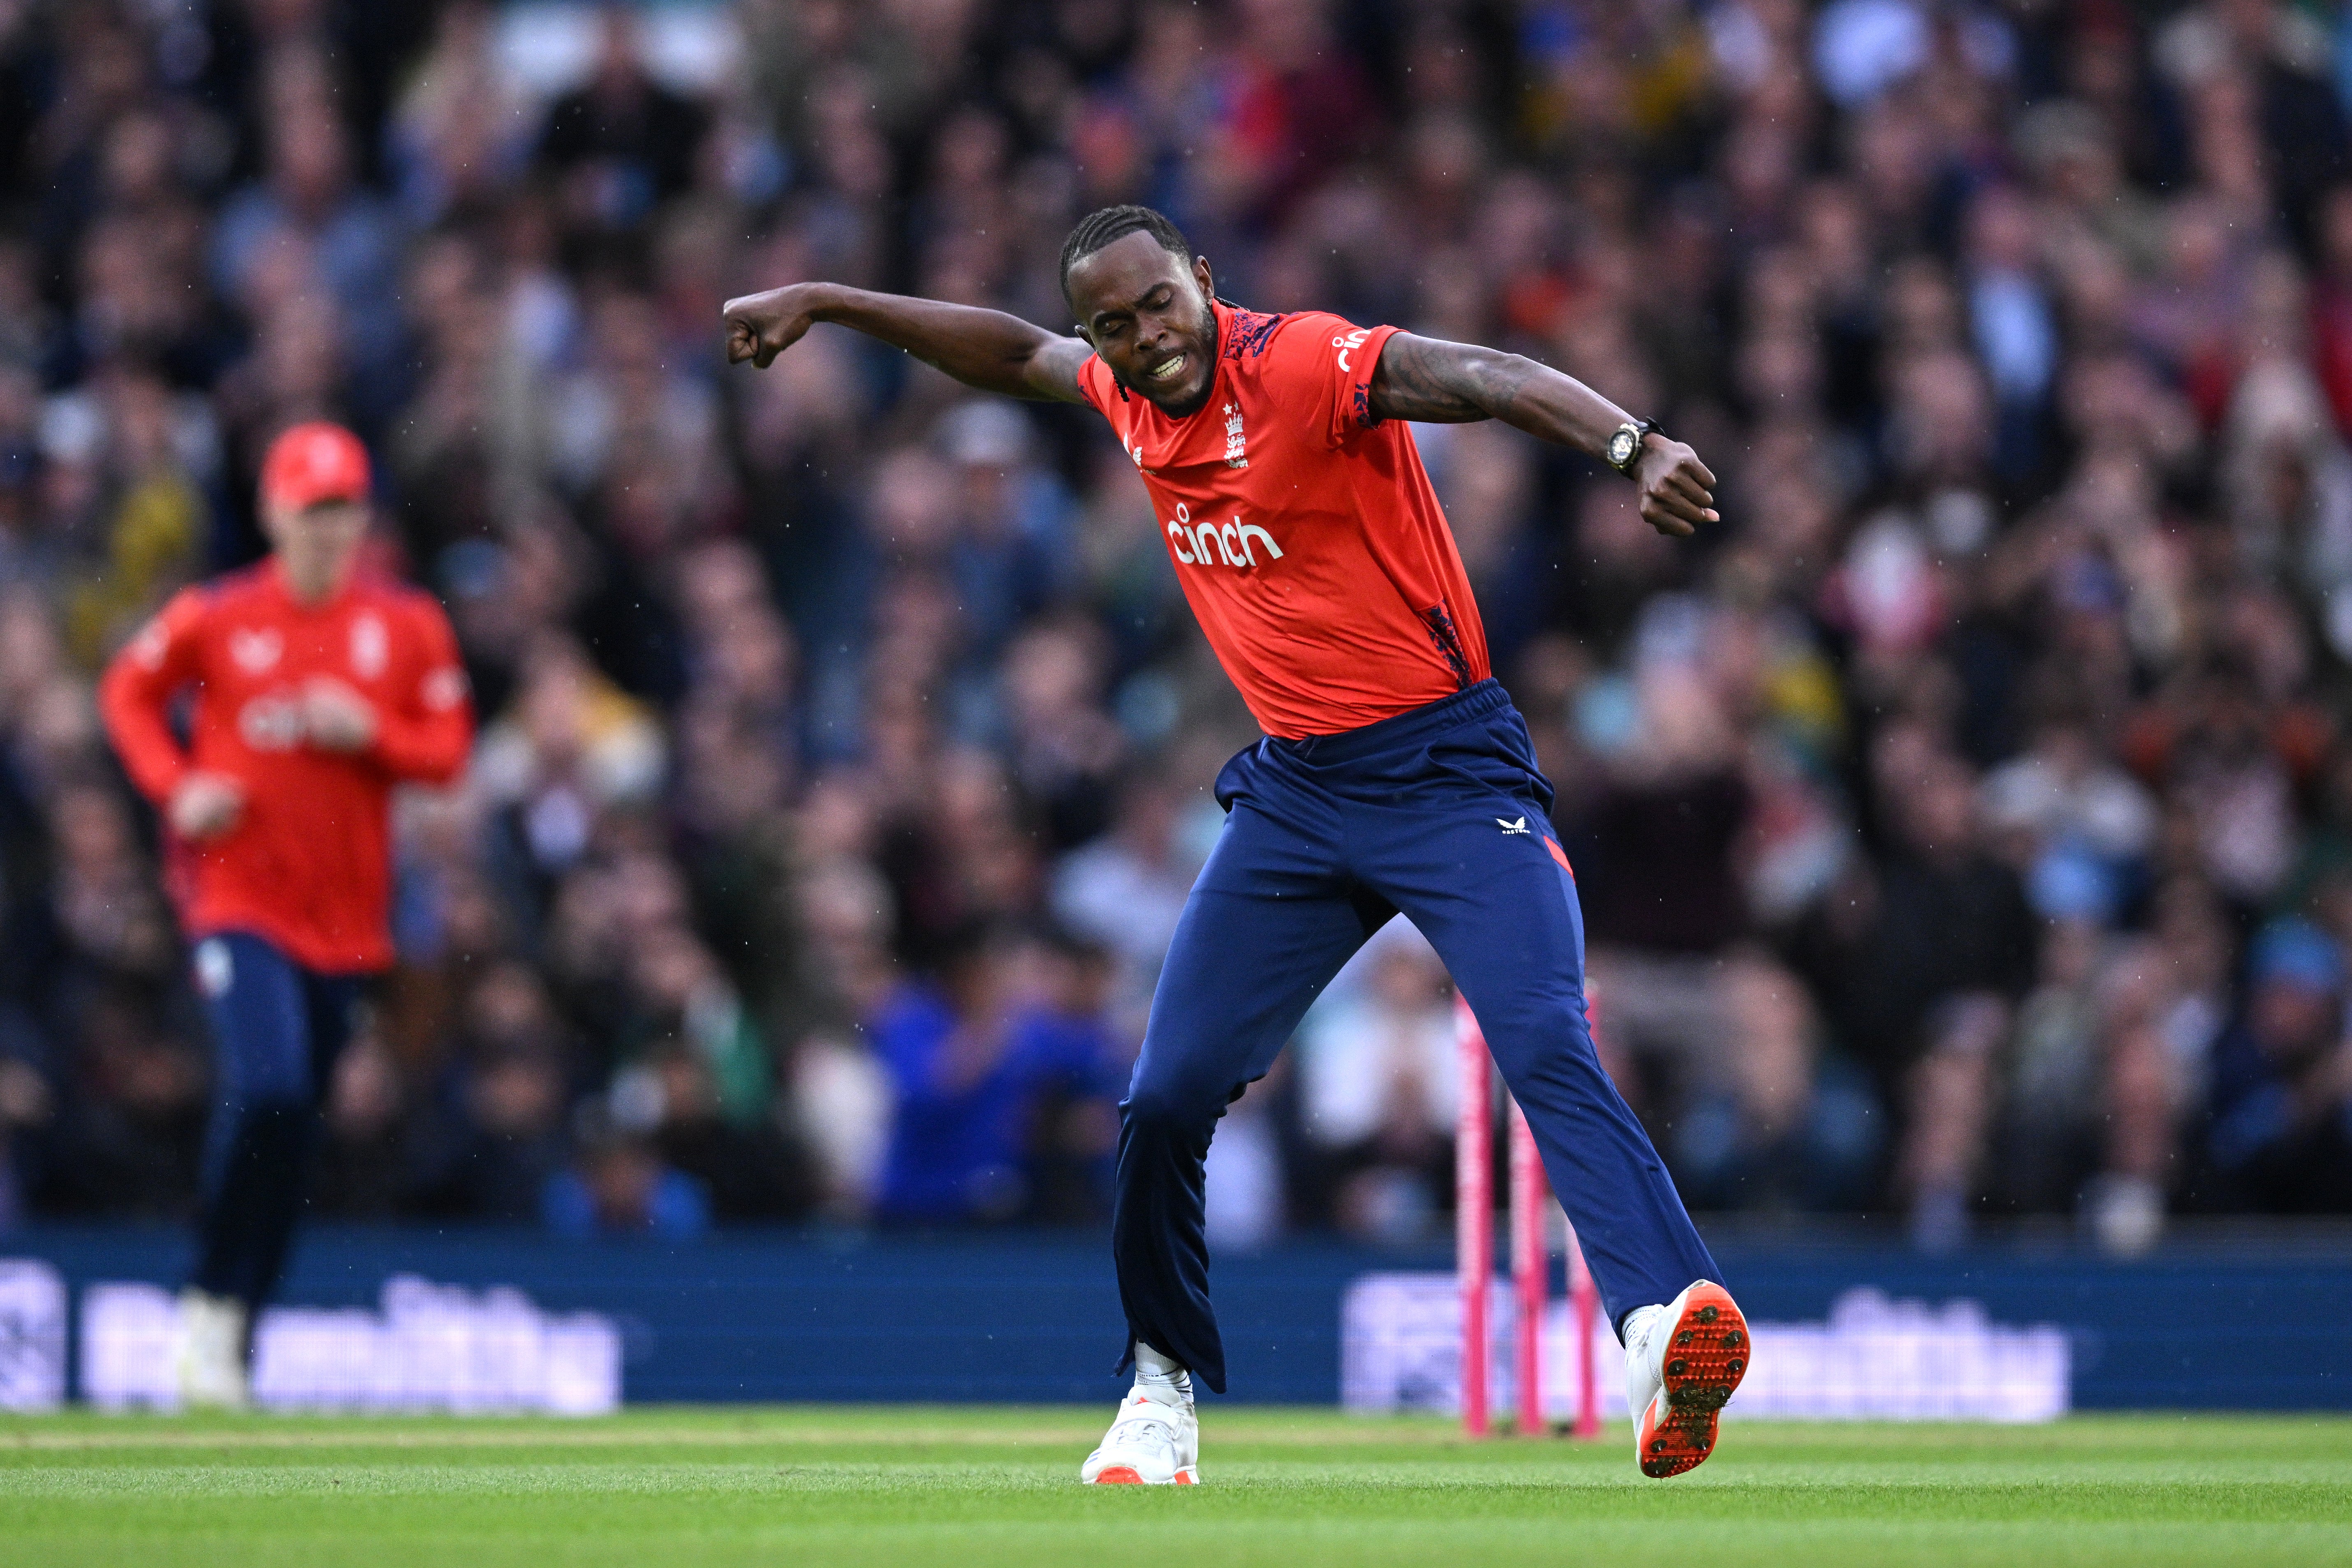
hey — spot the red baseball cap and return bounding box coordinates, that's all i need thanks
[259,422,371,512]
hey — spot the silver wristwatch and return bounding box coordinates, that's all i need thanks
[1606,418,1663,476]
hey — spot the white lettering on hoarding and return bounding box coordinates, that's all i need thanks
[80,1275,621,1414]
[0,1261,65,1412]
[1340,1276,2070,1424]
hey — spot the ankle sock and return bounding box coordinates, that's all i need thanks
[1619,1303,1669,1418]
[1132,1340,1192,1407]
[1621,1303,1667,1352]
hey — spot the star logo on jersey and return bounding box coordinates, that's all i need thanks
[229,627,282,673]
[1222,401,1248,468]
[1496,816,1530,835]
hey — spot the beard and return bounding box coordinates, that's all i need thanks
[1110,300,1220,414]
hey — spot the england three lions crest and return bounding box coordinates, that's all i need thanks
[1222,401,1248,468]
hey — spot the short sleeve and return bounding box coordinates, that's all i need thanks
[1263,313,1401,449]
[1076,353,1118,419]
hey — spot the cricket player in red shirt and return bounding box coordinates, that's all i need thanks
[724,206,1747,1480]
[99,422,473,1405]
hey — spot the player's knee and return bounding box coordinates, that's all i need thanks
[1471,982,1576,1033]
[1479,995,1604,1073]
[1121,1075,1220,1140]
[222,1056,313,1107]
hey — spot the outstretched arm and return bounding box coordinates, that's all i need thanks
[1368,332,1719,536]
[724,283,1093,403]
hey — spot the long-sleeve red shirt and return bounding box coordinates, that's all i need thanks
[99,561,474,974]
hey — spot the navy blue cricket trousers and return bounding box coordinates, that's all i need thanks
[190,932,363,1313]
[1113,679,1719,1393]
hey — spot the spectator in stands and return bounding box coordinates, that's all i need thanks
[210,67,405,417]
[534,8,708,237]
[1574,667,1756,1098]
[869,922,1118,1225]
[1808,745,2038,1249]
[313,1019,413,1220]
[1051,767,1195,1047]
[2071,874,2236,1253]
[1292,924,1455,1245]
[2201,919,2352,1213]
[1674,957,1883,1215]
[543,1103,710,1240]
[397,963,577,1223]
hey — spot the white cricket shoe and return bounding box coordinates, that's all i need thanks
[1622,1279,1748,1478]
[176,1287,250,1411]
[1079,1390,1200,1485]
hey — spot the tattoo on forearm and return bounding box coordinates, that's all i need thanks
[1368,334,1513,423]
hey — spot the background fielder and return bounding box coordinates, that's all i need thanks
[99,422,473,1403]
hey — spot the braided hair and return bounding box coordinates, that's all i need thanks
[1058,205,1195,306]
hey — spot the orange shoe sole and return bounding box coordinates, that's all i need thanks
[1637,1282,1748,1479]
[1087,1467,1198,1485]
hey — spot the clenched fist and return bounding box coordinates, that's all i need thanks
[723,283,828,369]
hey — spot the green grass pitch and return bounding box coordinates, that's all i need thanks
[1,1407,2346,1567]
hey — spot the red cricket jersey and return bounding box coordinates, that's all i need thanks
[1077,300,1489,739]
[99,561,474,974]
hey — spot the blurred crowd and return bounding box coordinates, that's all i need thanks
[2,0,2351,1254]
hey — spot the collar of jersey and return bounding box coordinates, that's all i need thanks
[266,557,360,616]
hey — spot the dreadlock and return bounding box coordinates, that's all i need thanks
[1058,205,1195,303]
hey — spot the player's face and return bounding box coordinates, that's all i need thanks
[262,498,368,600]
[1068,232,1220,417]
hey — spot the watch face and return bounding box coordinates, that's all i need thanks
[1609,428,1637,468]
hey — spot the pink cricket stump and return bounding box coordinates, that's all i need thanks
[1508,1097,1546,1435]
[1570,976,1608,1439]
[1567,1224,1602,1439]
[1454,995,1491,1438]
[1459,992,1605,1440]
